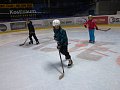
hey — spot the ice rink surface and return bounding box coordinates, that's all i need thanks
[0,27,120,90]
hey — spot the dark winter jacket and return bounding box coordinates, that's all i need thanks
[27,21,35,33]
[53,27,68,46]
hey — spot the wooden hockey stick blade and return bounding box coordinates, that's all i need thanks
[98,28,111,31]
[19,43,25,46]
[59,73,64,80]
[103,28,111,31]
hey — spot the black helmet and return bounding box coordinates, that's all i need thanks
[29,21,32,24]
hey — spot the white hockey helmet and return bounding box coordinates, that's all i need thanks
[88,15,93,20]
[52,19,60,26]
[88,15,93,17]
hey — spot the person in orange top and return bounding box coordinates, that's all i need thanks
[84,15,98,44]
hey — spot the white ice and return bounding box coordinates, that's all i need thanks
[0,27,120,90]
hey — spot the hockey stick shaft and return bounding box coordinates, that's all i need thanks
[19,36,29,46]
[59,51,64,73]
[58,50,64,80]
[24,36,29,44]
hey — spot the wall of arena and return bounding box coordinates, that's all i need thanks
[0,15,120,32]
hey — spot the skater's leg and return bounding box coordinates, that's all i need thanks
[89,29,95,43]
[89,30,92,42]
[33,33,39,44]
[91,29,95,43]
[29,33,33,44]
[59,46,73,67]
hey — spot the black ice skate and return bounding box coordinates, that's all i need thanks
[29,41,33,44]
[89,40,95,44]
[68,59,73,68]
[36,41,40,45]
[91,41,95,44]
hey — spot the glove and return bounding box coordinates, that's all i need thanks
[57,44,61,50]
[54,37,57,41]
[96,27,99,30]
[84,25,87,28]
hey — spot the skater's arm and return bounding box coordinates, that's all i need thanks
[53,29,57,41]
[94,22,98,30]
[59,30,68,45]
[84,21,88,28]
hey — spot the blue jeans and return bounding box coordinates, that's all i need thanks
[89,29,95,42]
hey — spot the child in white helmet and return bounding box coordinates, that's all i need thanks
[52,19,73,67]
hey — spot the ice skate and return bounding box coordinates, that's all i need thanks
[68,59,73,68]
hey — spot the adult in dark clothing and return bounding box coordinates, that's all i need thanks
[27,20,39,45]
[52,19,73,67]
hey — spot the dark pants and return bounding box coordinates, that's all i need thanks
[59,45,71,60]
[29,33,38,43]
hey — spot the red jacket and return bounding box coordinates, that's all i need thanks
[84,19,98,30]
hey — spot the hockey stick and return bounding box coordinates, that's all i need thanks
[19,36,29,46]
[98,28,111,31]
[59,50,64,80]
